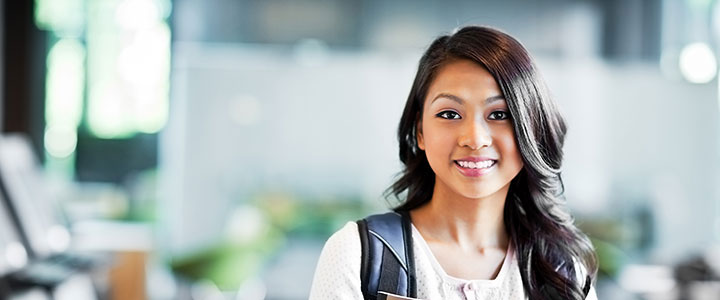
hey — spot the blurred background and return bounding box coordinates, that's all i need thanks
[0,0,719,299]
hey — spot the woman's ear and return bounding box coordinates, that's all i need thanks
[416,118,425,151]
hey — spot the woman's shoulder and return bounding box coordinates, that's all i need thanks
[309,222,363,299]
[324,221,360,251]
[314,221,361,268]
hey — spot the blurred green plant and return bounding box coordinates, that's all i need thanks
[170,190,375,290]
[578,218,631,277]
[254,191,372,237]
[170,225,284,290]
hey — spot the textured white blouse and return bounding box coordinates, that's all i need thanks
[309,222,598,300]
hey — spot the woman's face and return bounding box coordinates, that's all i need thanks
[417,59,524,200]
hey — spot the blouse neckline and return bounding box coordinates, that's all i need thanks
[410,223,514,287]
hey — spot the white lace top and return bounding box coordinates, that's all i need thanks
[309,222,597,300]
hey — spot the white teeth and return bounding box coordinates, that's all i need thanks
[457,160,495,169]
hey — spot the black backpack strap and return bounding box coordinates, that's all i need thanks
[358,211,416,299]
[582,275,591,296]
[400,211,416,297]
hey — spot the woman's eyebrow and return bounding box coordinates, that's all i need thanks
[432,93,506,104]
[485,95,506,104]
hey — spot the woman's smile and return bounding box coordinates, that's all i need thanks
[453,157,498,177]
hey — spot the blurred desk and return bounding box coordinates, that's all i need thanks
[71,220,153,300]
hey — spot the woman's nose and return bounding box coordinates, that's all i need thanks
[458,120,492,150]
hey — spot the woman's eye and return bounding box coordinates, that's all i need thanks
[488,111,510,120]
[436,111,461,120]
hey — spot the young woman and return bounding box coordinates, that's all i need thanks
[309,26,598,300]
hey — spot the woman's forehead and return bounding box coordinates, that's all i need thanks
[425,59,503,103]
[428,60,502,94]
[429,92,506,107]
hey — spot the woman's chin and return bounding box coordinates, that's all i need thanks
[458,189,495,200]
[455,183,508,200]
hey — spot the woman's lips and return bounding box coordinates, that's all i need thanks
[454,159,497,177]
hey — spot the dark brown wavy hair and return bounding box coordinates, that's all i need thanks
[388,26,598,299]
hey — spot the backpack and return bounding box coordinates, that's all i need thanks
[356,211,416,300]
[356,211,592,300]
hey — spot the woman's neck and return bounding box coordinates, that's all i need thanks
[411,180,510,252]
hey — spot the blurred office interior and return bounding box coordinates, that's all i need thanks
[1,0,720,299]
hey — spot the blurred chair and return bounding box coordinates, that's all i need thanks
[0,179,53,300]
[0,134,74,259]
[0,134,100,300]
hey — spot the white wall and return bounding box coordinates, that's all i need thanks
[160,43,419,254]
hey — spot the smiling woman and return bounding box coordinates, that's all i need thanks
[417,59,524,201]
[309,26,598,300]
